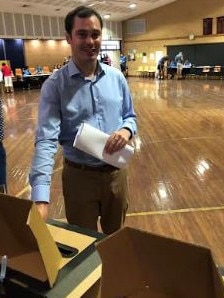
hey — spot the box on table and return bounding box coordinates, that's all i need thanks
[0,194,104,298]
[96,226,224,298]
[1,193,223,298]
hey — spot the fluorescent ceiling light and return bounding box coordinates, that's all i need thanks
[104,14,111,19]
[129,3,136,9]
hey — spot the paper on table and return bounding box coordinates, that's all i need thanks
[73,123,134,169]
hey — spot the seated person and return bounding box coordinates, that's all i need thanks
[182,59,192,78]
[53,65,58,72]
[53,64,62,72]
[22,66,31,90]
[35,65,43,74]
[23,66,31,76]
[184,59,192,67]
[168,60,177,79]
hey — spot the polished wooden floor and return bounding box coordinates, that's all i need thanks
[2,77,224,267]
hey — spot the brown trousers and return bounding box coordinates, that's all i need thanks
[62,161,129,235]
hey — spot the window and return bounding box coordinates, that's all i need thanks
[101,40,120,50]
[203,18,213,35]
[217,16,224,34]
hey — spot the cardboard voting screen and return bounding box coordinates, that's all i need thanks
[0,194,62,287]
[0,195,103,297]
[96,226,224,298]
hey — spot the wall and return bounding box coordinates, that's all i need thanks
[24,40,121,71]
[4,39,25,70]
[0,11,122,40]
[122,0,224,76]
[0,11,122,71]
[24,40,71,70]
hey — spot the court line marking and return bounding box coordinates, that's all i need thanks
[16,185,224,218]
[127,205,224,217]
[15,167,224,218]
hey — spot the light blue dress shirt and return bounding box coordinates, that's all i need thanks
[29,60,137,203]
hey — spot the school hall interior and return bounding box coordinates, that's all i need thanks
[1,0,224,295]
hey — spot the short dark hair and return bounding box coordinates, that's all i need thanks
[65,6,103,36]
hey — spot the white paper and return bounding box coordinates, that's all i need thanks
[73,123,134,168]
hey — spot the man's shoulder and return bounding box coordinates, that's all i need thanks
[105,66,124,79]
[49,64,68,80]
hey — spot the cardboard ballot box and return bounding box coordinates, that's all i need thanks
[1,194,224,298]
[0,194,104,298]
[96,227,224,298]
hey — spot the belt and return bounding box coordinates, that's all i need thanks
[64,158,119,172]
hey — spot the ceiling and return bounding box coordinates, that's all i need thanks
[0,0,178,22]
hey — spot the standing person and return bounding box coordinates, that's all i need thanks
[175,51,184,79]
[0,90,7,194]
[0,69,3,95]
[52,65,60,73]
[157,55,169,79]
[1,63,13,93]
[63,57,69,65]
[102,53,111,66]
[29,6,137,235]
[119,53,127,76]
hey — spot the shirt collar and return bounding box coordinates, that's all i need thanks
[68,59,105,78]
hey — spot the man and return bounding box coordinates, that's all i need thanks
[29,6,137,235]
[157,55,169,79]
[175,51,184,79]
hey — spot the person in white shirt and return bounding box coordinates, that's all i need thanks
[175,51,184,79]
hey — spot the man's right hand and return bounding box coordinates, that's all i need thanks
[35,202,49,221]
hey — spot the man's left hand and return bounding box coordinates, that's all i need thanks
[104,128,131,154]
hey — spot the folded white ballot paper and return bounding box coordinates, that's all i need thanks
[73,123,134,168]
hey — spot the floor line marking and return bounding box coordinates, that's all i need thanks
[127,206,224,217]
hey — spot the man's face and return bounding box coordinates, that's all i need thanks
[66,15,102,64]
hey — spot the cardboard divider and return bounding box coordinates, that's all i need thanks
[96,226,224,298]
[0,194,62,287]
[1,194,223,297]
[0,195,104,297]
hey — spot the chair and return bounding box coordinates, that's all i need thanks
[148,67,156,79]
[29,67,36,74]
[136,66,144,77]
[211,65,222,79]
[200,66,210,79]
[142,65,149,78]
[15,68,22,78]
[43,66,50,73]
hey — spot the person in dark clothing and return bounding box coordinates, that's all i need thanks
[22,66,31,90]
[102,54,111,66]
[120,53,127,76]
